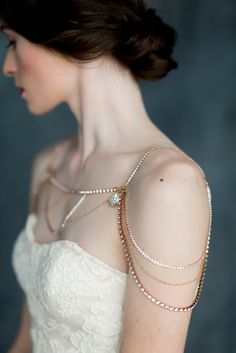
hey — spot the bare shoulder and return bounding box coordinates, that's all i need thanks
[29,135,75,200]
[33,135,74,170]
[140,145,207,186]
[127,147,211,260]
[130,146,209,205]
[145,149,209,212]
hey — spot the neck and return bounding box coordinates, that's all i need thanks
[66,57,162,169]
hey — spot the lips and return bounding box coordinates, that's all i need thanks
[17,87,25,97]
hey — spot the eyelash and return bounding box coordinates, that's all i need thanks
[5,40,16,49]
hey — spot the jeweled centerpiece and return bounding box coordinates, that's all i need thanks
[109,192,121,207]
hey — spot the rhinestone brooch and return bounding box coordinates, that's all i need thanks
[109,192,121,207]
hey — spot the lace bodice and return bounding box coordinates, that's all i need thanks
[12,213,127,353]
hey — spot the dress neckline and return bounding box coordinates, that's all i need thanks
[24,212,128,279]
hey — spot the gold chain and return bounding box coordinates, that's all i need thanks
[44,183,69,236]
[67,196,110,222]
[117,186,211,312]
[124,226,202,286]
[44,181,115,235]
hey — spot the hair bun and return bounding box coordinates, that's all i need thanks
[142,8,159,27]
[114,6,178,81]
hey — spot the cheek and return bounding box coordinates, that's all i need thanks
[16,42,76,114]
[17,47,70,91]
[17,48,47,80]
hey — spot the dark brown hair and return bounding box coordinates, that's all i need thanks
[0,0,178,81]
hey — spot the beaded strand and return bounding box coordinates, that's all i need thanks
[117,185,212,312]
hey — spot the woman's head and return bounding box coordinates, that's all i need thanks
[0,0,178,81]
[1,27,81,115]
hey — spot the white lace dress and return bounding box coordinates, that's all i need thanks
[12,213,128,353]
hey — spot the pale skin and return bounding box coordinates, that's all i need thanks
[2,28,210,353]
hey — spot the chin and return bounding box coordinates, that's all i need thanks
[28,108,51,116]
[27,102,59,116]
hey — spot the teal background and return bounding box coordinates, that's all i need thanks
[0,0,235,352]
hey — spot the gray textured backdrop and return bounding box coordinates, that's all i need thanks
[0,0,235,352]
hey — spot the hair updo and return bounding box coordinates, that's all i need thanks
[0,0,178,81]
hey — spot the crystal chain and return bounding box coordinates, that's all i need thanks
[124,229,203,286]
[124,145,206,186]
[47,166,119,195]
[117,188,211,312]
[60,194,87,228]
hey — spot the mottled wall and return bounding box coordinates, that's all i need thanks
[0,0,235,352]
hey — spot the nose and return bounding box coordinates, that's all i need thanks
[2,50,17,77]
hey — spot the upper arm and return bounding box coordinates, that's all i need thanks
[119,159,211,353]
[9,296,32,353]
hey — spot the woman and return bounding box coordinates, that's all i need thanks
[0,1,212,352]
